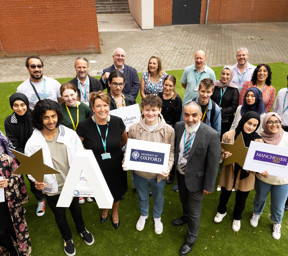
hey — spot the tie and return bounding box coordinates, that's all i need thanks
[179,131,194,173]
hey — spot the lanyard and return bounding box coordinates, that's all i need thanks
[94,116,109,152]
[237,70,246,86]
[149,74,159,94]
[219,87,227,106]
[194,70,203,86]
[113,94,126,109]
[283,91,288,114]
[201,105,208,122]
[184,129,196,155]
[65,102,79,130]
[77,77,89,100]
[260,85,266,92]
[30,77,46,99]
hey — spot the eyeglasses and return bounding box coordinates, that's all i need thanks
[111,82,124,87]
[237,54,247,57]
[29,65,43,69]
[267,120,281,125]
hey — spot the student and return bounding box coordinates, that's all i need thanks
[25,99,94,256]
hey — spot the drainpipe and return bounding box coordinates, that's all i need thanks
[205,0,210,25]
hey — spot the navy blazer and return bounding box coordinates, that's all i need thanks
[101,64,140,100]
[174,121,221,193]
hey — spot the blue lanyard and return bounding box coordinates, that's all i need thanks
[94,116,109,152]
[260,85,266,92]
[237,70,246,86]
[77,77,89,100]
[219,87,227,106]
[43,78,46,99]
[184,130,196,155]
[150,74,159,94]
[194,70,203,86]
[282,90,288,114]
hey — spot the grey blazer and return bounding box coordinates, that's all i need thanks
[174,121,221,193]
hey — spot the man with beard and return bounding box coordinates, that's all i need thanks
[231,47,256,91]
[172,101,221,256]
[17,56,62,110]
[69,57,102,106]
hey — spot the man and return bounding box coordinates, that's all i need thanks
[17,56,62,110]
[173,101,221,256]
[101,48,140,100]
[190,78,221,133]
[69,57,102,105]
[108,70,136,110]
[231,47,256,91]
[181,50,216,105]
[25,99,94,256]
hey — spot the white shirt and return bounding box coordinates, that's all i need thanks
[231,63,256,91]
[273,88,288,126]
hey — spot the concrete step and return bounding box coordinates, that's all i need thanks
[96,0,129,14]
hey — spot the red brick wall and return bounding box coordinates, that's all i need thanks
[200,0,288,24]
[0,0,101,56]
[154,0,173,26]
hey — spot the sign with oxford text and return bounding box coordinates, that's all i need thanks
[243,141,288,178]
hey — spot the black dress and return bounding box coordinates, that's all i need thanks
[76,115,127,202]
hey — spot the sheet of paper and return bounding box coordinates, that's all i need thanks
[0,177,4,203]
[124,138,171,174]
[109,104,141,132]
[243,141,288,178]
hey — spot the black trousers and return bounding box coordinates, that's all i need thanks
[45,194,85,241]
[26,175,45,202]
[177,173,204,245]
[217,186,250,220]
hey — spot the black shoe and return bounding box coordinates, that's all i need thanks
[112,219,120,230]
[172,217,187,226]
[64,239,76,256]
[179,242,194,256]
[166,177,175,185]
[80,229,94,245]
[285,205,288,211]
[100,215,108,224]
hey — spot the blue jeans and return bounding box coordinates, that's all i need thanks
[253,177,288,224]
[134,173,166,218]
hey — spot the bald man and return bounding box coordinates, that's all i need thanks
[181,50,216,105]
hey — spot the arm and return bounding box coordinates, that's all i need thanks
[130,68,141,99]
[121,130,128,148]
[140,76,146,99]
[230,106,241,131]
[181,83,187,89]
[272,92,281,113]
[265,87,276,112]
[212,108,222,134]
[4,118,25,153]
[239,81,250,105]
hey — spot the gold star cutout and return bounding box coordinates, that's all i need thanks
[11,148,60,182]
[221,132,248,168]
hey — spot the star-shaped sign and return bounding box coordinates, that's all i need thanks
[221,132,248,168]
[11,148,60,182]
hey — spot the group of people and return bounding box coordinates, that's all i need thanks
[0,46,287,256]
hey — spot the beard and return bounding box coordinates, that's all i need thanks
[31,72,43,80]
[185,122,199,133]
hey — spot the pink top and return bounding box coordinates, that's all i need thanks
[239,81,275,112]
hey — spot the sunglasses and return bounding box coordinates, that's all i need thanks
[29,65,43,69]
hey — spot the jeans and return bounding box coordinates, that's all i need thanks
[134,173,166,218]
[253,177,288,224]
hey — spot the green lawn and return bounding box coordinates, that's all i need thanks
[1,63,288,256]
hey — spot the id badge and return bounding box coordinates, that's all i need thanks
[193,87,198,92]
[101,152,111,160]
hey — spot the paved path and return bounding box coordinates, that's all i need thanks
[0,18,287,82]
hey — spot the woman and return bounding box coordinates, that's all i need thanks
[230,87,266,133]
[4,93,46,217]
[250,112,288,240]
[76,91,127,229]
[239,64,275,112]
[211,66,239,136]
[127,95,174,235]
[140,56,167,99]
[158,75,182,128]
[214,112,266,232]
[0,131,31,256]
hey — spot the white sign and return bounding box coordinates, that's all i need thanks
[109,104,141,132]
[57,150,113,208]
[0,177,4,203]
[124,138,171,174]
[243,141,288,178]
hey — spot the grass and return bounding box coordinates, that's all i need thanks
[1,62,288,256]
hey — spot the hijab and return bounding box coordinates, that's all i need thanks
[214,66,238,89]
[235,111,261,147]
[9,93,31,121]
[241,87,266,116]
[0,130,14,157]
[260,112,284,145]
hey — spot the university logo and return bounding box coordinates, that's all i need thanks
[132,151,140,160]
[253,150,288,166]
[130,149,164,165]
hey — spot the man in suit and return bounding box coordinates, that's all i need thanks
[173,101,221,256]
[69,57,102,105]
[101,48,140,100]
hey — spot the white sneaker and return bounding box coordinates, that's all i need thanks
[86,197,93,203]
[136,215,148,231]
[272,223,281,240]
[214,212,227,223]
[79,197,85,204]
[250,213,260,227]
[36,200,46,217]
[232,219,241,232]
[154,218,163,235]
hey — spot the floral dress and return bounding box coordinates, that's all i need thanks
[142,72,168,95]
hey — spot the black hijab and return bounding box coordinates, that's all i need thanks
[9,93,31,121]
[235,111,261,147]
